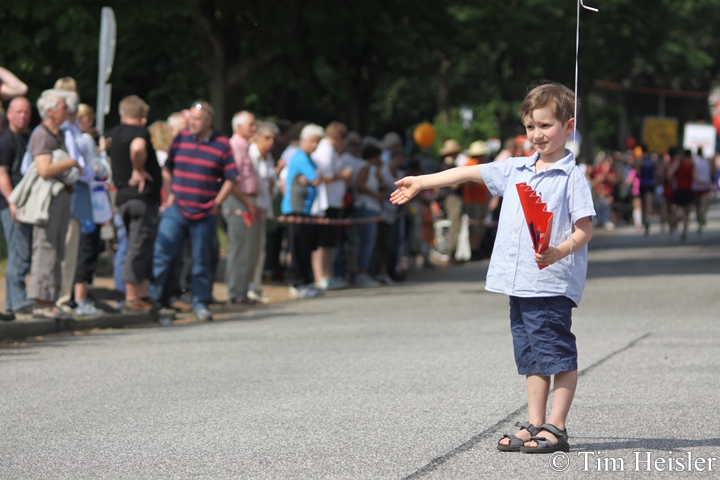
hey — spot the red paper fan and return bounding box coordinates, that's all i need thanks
[516,183,554,270]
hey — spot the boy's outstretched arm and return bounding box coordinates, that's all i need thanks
[534,216,593,266]
[390,165,483,205]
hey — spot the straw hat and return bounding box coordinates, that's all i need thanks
[466,140,490,157]
[439,139,462,156]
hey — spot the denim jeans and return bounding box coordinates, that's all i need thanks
[148,205,217,311]
[354,206,379,270]
[1,208,34,312]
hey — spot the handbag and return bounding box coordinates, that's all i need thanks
[91,181,113,224]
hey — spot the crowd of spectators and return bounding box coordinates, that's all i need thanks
[1,66,717,323]
[0,68,503,322]
[584,145,719,241]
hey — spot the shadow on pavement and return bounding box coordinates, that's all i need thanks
[588,256,720,279]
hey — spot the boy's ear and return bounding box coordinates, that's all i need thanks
[565,118,575,133]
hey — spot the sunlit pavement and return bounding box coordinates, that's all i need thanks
[1,202,719,479]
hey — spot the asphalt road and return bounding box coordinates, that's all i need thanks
[1,205,719,479]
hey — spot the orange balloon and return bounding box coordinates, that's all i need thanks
[413,122,436,148]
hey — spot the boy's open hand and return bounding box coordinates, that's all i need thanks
[534,246,562,266]
[390,177,422,205]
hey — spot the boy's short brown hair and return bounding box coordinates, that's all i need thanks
[119,95,149,119]
[519,82,576,124]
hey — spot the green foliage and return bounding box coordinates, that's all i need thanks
[429,101,516,156]
[2,0,720,152]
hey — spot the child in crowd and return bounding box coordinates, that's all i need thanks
[391,82,595,454]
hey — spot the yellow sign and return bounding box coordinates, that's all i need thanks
[642,117,678,154]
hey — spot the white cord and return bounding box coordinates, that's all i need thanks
[571,0,598,262]
[574,1,599,143]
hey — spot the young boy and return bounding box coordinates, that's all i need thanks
[391,83,595,454]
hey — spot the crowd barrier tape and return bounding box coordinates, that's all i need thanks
[224,209,491,227]
[224,209,385,226]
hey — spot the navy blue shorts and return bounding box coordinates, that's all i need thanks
[509,296,578,376]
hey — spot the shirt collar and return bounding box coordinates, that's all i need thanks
[516,149,576,175]
[191,128,218,145]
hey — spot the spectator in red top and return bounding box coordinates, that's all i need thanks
[591,152,616,230]
[148,101,238,321]
[668,149,695,241]
[462,141,491,253]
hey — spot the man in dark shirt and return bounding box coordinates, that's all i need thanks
[147,100,237,322]
[0,96,34,318]
[105,95,161,313]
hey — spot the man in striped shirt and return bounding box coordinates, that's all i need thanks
[148,101,238,322]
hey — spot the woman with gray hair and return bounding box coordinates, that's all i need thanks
[9,89,81,319]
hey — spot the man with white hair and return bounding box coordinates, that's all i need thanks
[0,96,33,319]
[223,110,260,304]
[281,124,324,298]
[246,121,280,303]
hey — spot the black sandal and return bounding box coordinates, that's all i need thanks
[497,421,539,452]
[520,423,570,453]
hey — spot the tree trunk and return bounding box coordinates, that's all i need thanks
[208,56,226,132]
[191,0,227,131]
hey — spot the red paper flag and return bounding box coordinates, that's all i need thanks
[515,183,554,270]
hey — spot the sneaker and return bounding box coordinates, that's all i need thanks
[75,300,99,316]
[13,302,35,315]
[247,290,270,304]
[289,285,322,299]
[306,284,325,296]
[122,298,154,313]
[315,277,330,291]
[169,297,192,312]
[378,274,396,286]
[355,274,380,288]
[195,307,213,322]
[0,311,15,322]
[326,277,350,290]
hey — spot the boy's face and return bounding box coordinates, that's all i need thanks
[523,107,574,161]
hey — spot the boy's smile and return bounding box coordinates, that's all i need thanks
[523,107,574,163]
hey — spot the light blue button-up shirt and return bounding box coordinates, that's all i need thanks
[479,150,595,305]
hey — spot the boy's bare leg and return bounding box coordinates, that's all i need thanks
[525,370,578,447]
[498,373,550,446]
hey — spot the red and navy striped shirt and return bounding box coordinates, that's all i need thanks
[166,129,238,220]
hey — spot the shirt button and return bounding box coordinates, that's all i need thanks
[513,234,519,239]
[509,263,515,268]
